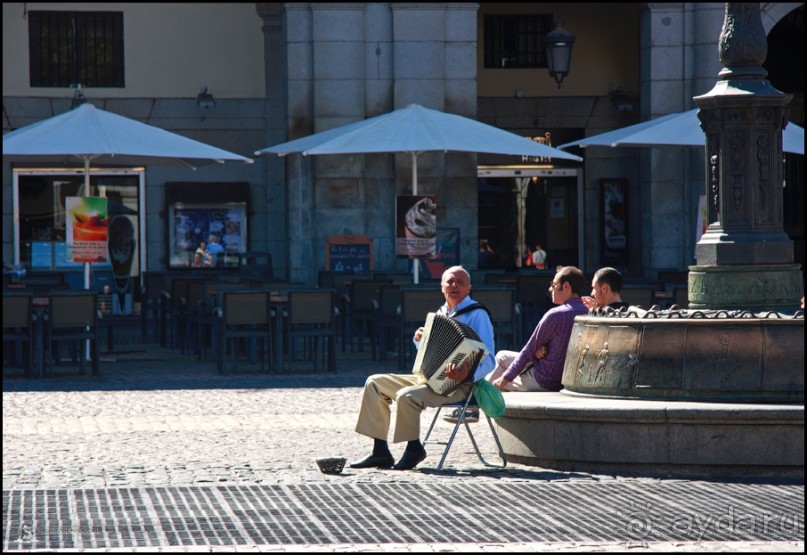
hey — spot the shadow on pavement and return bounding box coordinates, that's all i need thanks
[3,341,385,393]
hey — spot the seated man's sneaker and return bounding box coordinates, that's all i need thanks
[442,407,480,424]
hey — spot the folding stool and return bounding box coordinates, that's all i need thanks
[423,388,507,471]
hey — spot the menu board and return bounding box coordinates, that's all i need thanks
[326,235,373,274]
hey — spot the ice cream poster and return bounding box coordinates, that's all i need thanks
[696,194,708,243]
[66,196,109,263]
[396,195,437,258]
[419,227,460,280]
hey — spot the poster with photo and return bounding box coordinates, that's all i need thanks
[600,179,628,265]
[169,203,247,267]
[396,195,437,258]
[696,195,708,244]
[174,208,209,252]
[419,228,460,280]
[66,196,109,263]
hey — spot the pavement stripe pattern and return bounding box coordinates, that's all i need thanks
[3,481,803,550]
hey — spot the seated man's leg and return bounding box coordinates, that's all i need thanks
[355,373,420,440]
[485,350,551,392]
[499,364,552,392]
[485,350,520,383]
[392,382,472,444]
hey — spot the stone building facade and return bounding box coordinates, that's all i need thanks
[3,3,803,286]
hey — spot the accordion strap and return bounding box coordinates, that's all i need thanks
[452,302,491,319]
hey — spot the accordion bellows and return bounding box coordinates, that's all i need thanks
[412,312,489,395]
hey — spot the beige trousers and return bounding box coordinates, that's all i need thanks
[485,350,551,392]
[355,373,472,443]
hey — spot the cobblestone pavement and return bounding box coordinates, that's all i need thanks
[3,338,804,552]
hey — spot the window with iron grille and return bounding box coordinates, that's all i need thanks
[28,11,124,88]
[484,14,553,69]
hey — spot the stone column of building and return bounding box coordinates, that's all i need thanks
[390,3,480,271]
[639,3,725,274]
[283,3,386,283]
[256,3,289,279]
[361,4,399,270]
[267,3,481,284]
[692,2,802,310]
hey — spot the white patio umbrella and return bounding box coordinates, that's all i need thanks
[3,102,253,288]
[256,103,581,282]
[557,108,804,154]
[3,102,254,165]
[259,103,581,186]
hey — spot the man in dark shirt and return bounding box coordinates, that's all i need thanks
[581,266,629,311]
[488,266,588,392]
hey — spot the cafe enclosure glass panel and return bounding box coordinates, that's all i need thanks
[13,169,143,284]
[164,181,250,269]
[168,203,247,268]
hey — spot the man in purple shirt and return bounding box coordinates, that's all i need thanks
[488,266,588,392]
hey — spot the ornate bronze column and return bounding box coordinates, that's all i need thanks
[559,3,803,403]
[501,4,803,478]
[691,3,802,310]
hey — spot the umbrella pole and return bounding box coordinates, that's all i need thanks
[83,157,92,291]
[411,152,419,285]
[82,156,92,362]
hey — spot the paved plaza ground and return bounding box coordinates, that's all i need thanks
[3,333,804,552]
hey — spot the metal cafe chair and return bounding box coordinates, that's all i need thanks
[3,291,35,377]
[196,280,261,362]
[237,251,274,281]
[515,272,553,343]
[318,271,356,352]
[213,289,273,373]
[345,278,390,358]
[161,276,204,349]
[140,270,167,340]
[483,271,518,285]
[45,291,100,376]
[376,284,402,361]
[284,289,337,372]
[620,285,658,309]
[672,285,689,309]
[397,287,446,371]
[472,287,519,351]
[423,388,507,471]
[183,279,210,357]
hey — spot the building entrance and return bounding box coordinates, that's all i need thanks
[477,166,583,271]
[765,4,804,268]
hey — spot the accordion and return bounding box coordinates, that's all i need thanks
[412,312,489,395]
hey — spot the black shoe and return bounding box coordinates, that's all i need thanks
[393,448,427,470]
[349,453,394,469]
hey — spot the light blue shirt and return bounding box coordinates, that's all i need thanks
[414,295,496,382]
[207,242,224,255]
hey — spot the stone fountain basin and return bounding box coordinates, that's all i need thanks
[561,313,804,402]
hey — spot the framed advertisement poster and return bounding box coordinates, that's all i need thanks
[396,195,437,258]
[600,178,628,265]
[168,203,247,268]
[66,196,109,263]
[419,227,460,280]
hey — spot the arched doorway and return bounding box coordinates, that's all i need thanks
[765,4,804,268]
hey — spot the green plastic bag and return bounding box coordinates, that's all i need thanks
[473,379,506,419]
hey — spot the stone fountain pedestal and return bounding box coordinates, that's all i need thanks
[493,309,803,479]
[495,4,804,479]
[496,391,803,479]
